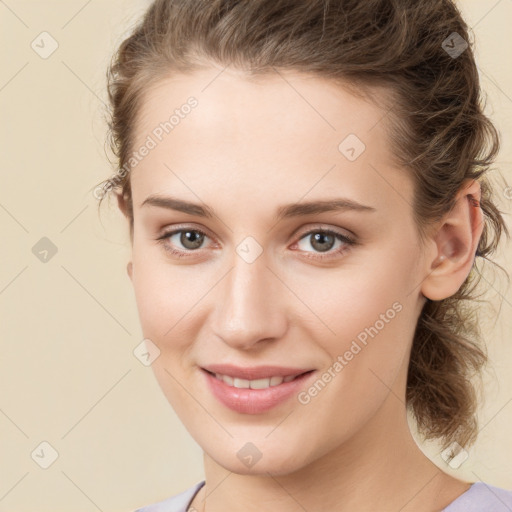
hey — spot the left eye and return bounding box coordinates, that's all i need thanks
[295,229,355,255]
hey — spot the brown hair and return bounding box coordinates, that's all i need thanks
[97,0,509,450]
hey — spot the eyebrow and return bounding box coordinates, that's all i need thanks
[140,194,376,221]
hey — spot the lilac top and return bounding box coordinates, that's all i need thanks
[134,480,512,511]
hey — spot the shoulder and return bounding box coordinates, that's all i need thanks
[134,481,205,512]
[443,481,512,511]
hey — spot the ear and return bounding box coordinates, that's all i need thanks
[117,192,129,218]
[420,179,483,301]
[117,193,134,281]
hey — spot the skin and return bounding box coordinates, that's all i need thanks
[119,65,483,511]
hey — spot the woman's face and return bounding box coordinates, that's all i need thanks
[127,67,429,475]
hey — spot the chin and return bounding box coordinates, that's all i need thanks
[218,456,306,477]
[203,437,314,477]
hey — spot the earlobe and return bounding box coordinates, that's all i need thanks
[420,180,483,301]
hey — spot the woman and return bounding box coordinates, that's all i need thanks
[97,0,511,510]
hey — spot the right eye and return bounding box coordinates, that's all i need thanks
[156,227,213,258]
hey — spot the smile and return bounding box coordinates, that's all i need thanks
[210,372,301,389]
[201,367,316,414]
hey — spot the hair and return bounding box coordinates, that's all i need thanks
[97,0,509,451]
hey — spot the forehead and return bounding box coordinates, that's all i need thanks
[130,67,411,214]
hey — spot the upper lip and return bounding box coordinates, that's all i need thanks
[202,364,314,380]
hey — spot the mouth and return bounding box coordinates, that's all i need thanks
[203,368,314,389]
[200,365,316,414]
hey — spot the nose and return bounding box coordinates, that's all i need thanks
[211,248,288,351]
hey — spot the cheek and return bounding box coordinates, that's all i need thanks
[286,247,417,345]
[131,261,182,367]
[130,252,203,408]
[130,241,205,339]
[291,248,419,405]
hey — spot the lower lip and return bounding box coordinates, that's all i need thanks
[202,369,315,414]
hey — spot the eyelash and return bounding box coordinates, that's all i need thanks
[156,226,356,261]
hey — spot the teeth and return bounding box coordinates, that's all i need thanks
[214,373,301,389]
[233,377,250,388]
[270,376,284,386]
[222,374,234,386]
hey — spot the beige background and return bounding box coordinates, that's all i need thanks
[0,1,511,511]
